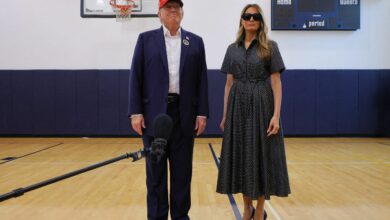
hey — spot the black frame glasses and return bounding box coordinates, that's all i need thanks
[241,13,262,21]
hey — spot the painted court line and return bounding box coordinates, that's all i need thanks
[208,143,242,220]
[265,201,283,220]
[0,143,63,165]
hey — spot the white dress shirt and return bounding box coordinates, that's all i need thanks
[163,25,181,94]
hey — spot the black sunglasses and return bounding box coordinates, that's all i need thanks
[241,13,262,21]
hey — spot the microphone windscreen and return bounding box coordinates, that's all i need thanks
[153,114,173,140]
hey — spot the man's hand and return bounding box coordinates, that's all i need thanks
[131,115,146,135]
[194,116,207,136]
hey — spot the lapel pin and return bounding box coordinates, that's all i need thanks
[183,39,189,46]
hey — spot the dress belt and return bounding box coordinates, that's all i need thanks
[167,93,180,103]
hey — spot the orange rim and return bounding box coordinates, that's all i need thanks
[110,0,134,15]
[110,0,134,8]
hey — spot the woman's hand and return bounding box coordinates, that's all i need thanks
[220,117,226,131]
[267,116,280,136]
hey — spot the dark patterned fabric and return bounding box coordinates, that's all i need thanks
[216,40,291,200]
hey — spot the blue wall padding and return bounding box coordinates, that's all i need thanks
[0,71,11,133]
[0,69,388,136]
[204,70,225,135]
[358,70,381,134]
[76,70,99,134]
[33,70,56,134]
[335,70,360,134]
[98,71,120,134]
[316,70,338,134]
[291,70,317,135]
[380,70,390,136]
[55,71,77,134]
[11,71,34,134]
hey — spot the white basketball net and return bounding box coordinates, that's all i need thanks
[110,0,135,21]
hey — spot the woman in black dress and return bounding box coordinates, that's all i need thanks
[216,4,291,220]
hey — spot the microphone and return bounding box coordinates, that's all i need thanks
[149,114,173,163]
[130,114,173,162]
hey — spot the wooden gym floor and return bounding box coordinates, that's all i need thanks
[0,137,389,220]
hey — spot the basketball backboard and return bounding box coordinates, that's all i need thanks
[81,0,158,18]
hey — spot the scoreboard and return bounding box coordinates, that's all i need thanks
[271,0,360,30]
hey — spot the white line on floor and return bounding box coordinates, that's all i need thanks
[265,201,283,220]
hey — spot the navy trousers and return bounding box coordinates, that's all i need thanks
[142,102,194,220]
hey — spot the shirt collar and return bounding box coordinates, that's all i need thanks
[163,25,182,37]
[238,35,258,47]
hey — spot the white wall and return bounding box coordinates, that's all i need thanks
[0,0,389,70]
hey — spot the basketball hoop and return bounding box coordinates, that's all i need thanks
[110,0,135,21]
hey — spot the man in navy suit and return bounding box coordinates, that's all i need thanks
[128,0,209,219]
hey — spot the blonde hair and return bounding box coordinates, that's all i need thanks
[236,4,271,60]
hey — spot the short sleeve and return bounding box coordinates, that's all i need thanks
[269,41,286,74]
[221,46,233,74]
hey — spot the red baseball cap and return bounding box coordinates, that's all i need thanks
[159,0,183,10]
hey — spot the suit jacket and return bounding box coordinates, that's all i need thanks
[128,27,209,136]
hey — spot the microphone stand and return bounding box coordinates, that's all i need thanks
[0,148,149,203]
